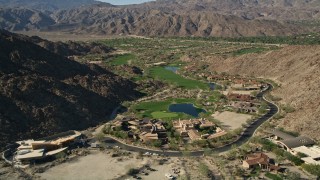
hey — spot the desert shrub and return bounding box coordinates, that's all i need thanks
[269,95,282,101]
[151,140,162,147]
[127,168,139,176]
[273,113,285,120]
[282,104,295,113]
[192,140,208,148]
[265,172,283,180]
[199,162,210,177]
[286,171,301,180]
[284,152,303,166]
[272,147,303,165]
[103,124,112,134]
[114,131,128,139]
[95,132,105,142]
[297,152,308,158]
[258,102,268,114]
[259,139,277,151]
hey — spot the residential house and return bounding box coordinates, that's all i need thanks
[173,119,219,141]
[278,136,315,154]
[14,130,81,164]
[265,129,295,141]
[228,101,258,113]
[137,119,167,143]
[265,129,315,155]
[227,93,254,102]
[243,153,280,172]
[231,79,264,91]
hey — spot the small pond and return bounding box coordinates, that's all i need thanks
[209,83,215,90]
[165,66,180,73]
[169,103,206,117]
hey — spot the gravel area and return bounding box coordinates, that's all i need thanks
[212,111,252,130]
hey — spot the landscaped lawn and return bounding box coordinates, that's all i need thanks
[151,111,178,118]
[132,98,202,119]
[149,67,208,89]
[109,54,135,65]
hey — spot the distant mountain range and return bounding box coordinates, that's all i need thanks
[0,0,320,37]
[0,0,104,11]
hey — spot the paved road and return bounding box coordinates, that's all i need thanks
[103,84,278,157]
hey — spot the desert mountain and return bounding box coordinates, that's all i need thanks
[146,0,320,21]
[0,0,105,11]
[0,30,142,148]
[207,45,320,140]
[48,5,306,37]
[16,33,114,56]
[0,0,319,37]
[0,8,56,31]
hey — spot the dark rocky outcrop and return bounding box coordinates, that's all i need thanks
[0,30,142,148]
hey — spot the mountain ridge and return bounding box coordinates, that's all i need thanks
[1,0,319,37]
[0,29,141,148]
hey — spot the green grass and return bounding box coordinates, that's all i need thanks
[233,47,266,56]
[109,54,135,65]
[132,98,203,119]
[151,111,178,118]
[134,100,170,112]
[149,67,208,89]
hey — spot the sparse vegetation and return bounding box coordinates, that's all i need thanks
[281,104,295,113]
[265,172,283,180]
[277,127,299,137]
[198,162,210,177]
[301,164,320,177]
[232,47,266,56]
[286,171,301,180]
[127,168,140,176]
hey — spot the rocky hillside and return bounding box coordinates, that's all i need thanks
[49,5,305,37]
[19,34,114,56]
[206,45,320,140]
[147,0,320,21]
[0,0,103,11]
[0,8,56,31]
[0,30,142,148]
[0,0,319,37]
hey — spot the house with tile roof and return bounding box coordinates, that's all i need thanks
[243,153,280,172]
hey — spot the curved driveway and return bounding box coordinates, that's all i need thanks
[104,84,278,157]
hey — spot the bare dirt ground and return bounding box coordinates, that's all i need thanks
[0,160,31,180]
[39,151,144,180]
[38,151,188,180]
[141,158,186,180]
[212,111,252,130]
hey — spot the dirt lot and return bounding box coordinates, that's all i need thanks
[39,151,144,180]
[38,150,187,180]
[212,111,252,130]
[139,157,186,180]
